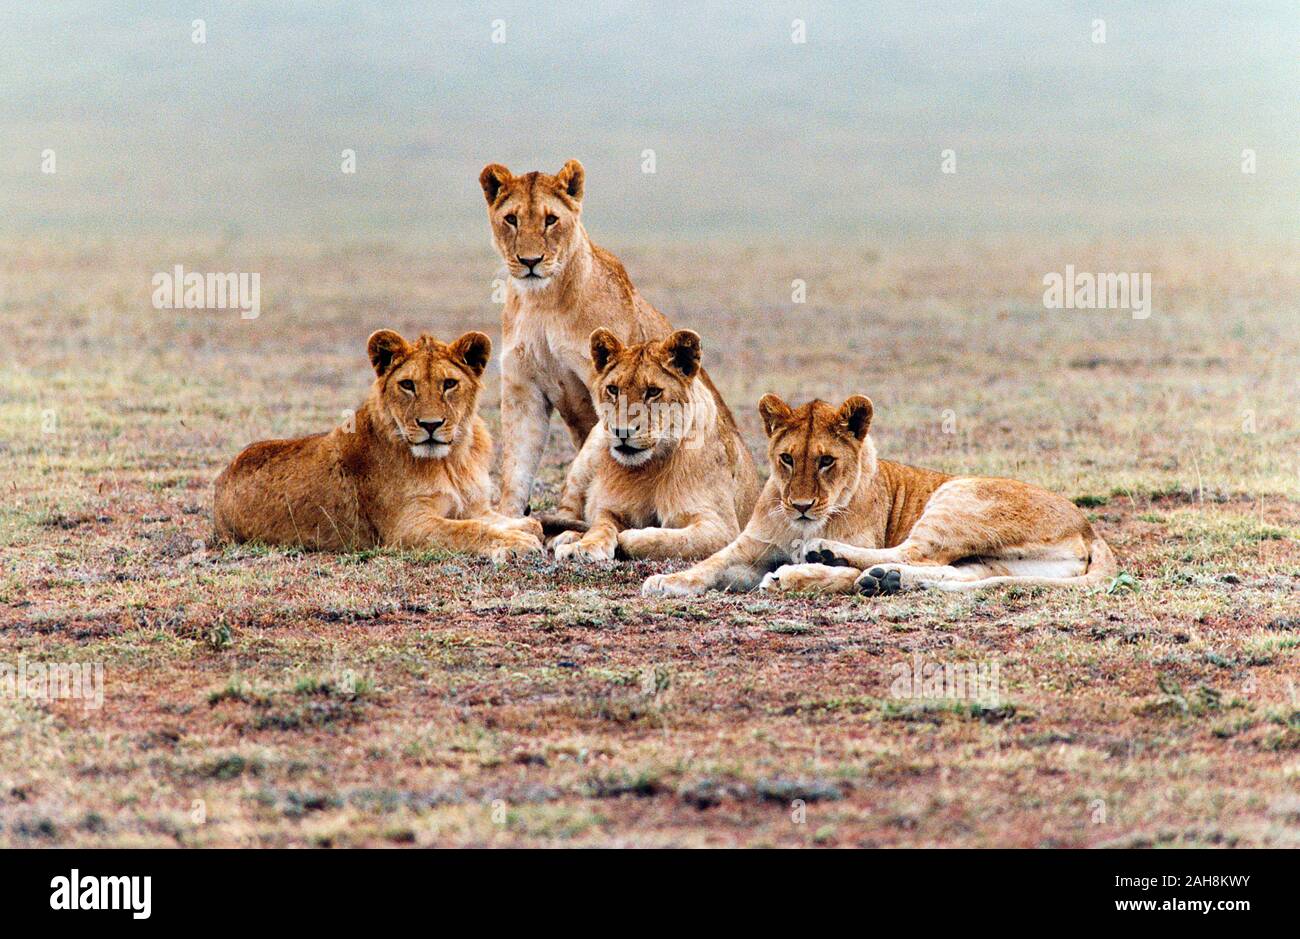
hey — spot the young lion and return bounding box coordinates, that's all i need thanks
[479,159,711,519]
[642,395,1115,597]
[213,329,543,560]
[550,328,760,562]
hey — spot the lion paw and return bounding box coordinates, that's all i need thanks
[641,573,703,597]
[855,566,903,596]
[487,530,544,563]
[554,536,616,563]
[501,515,544,539]
[796,538,853,567]
[763,563,858,593]
[547,529,583,551]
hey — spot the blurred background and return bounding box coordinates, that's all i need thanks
[2,0,1296,244]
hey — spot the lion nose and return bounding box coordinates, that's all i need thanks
[517,255,543,271]
[611,426,633,440]
[417,419,445,435]
[791,499,815,513]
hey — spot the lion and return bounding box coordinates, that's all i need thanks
[479,158,710,520]
[213,329,543,560]
[642,394,1116,597]
[549,328,759,562]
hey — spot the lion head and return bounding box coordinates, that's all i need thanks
[588,328,703,468]
[366,329,492,459]
[757,394,876,528]
[478,159,585,289]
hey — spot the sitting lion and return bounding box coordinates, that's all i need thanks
[213,329,543,560]
[642,394,1115,596]
[550,328,760,562]
[478,159,716,522]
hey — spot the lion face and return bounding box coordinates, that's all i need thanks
[479,160,585,290]
[758,394,875,528]
[588,328,702,468]
[366,329,492,459]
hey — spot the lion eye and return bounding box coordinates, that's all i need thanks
[443,378,459,392]
[606,384,619,398]
[545,214,558,227]
[819,455,836,469]
[645,386,662,400]
[779,453,794,467]
[504,213,517,226]
[398,379,416,393]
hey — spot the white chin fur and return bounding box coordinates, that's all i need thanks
[510,274,552,292]
[411,442,450,459]
[609,445,655,467]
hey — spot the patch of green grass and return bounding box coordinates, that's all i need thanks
[208,676,260,706]
[879,699,1024,724]
[1136,677,1229,718]
[200,753,261,780]
[253,699,363,732]
[583,768,668,799]
[204,622,233,651]
[292,674,375,698]
[755,778,844,802]
[1107,572,1139,594]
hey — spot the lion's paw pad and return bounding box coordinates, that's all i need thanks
[856,566,902,596]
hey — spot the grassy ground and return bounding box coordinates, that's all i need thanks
[1,237,1297,847]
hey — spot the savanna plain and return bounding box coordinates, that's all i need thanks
[1,237,1297,847]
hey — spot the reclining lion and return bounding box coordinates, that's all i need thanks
[213,329,543,560]
[550,328,759,561]
[642,394,1115,596]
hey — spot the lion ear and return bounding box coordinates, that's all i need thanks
[758,393,793,437]
[367,330,410,377]
[450,331,492,377]
[555,159,584,203]
[590,328,622,372]
[837,395,874,441]
[662,330,701,379]
[479,163,512,205]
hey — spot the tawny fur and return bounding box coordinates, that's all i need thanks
[642,395,1116,597]
[213,329,543,560]
[550,329,759,562]
[479,159,726,518]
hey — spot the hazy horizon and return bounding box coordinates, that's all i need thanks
[2,1,1296,243]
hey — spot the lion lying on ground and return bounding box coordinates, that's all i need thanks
[642,394,1115,596]
[213,329,543,559]
[550,328,759,561]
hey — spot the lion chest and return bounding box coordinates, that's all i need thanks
[381,462,488,523]
[589,463,692,530]
[503,300,599,431]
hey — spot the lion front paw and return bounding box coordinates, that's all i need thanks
[796,538,854,567]
[500,515,544,539]
[487,530,544,563]
[762,563,859,594]
[641,573,704,598]
[554,535,616,563]
[547,529,582,552]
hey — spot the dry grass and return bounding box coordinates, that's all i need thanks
[1,237,1297,847]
